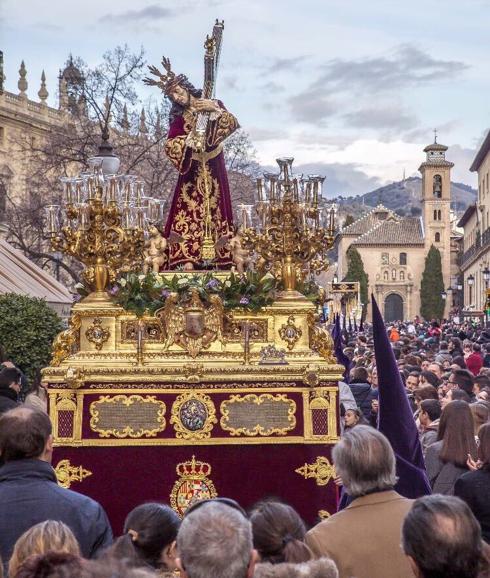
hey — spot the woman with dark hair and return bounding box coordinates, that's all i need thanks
[455,423,490,542]
[106,503,180,574]
[250,501,313,565]
[425,400,478,494]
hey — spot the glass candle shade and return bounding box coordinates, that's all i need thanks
[44,205,60,234]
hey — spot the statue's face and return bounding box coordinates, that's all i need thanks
[170,84,190,107]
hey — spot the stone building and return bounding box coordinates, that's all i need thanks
[0,52,82,215]
[458,130,490,317]
[337,140,455,321]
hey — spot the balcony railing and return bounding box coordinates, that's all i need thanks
[460,226,490,268]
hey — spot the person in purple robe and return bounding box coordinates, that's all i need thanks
[145,59,238,269]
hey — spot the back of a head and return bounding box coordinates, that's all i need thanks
[415,384,439,402]
[470,403,490,431]
[110,503,180,570]
[439,401,477,466]
[452,369,475,395]
[253,558,338,578]
[14,552,85,578]
[0,367,21,388]
[332,426,396,497]
[85,558,156,578]
[402,495,487,578]
[0,407,52,461]
[250,501,312,565]
[420,399,442,422]
[9,521,80,578]
[349,366,369,384]
[177,502,252,578]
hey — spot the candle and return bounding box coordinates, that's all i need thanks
[257,178,264,202]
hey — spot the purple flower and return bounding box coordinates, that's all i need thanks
[161,289,171,299]
[109,285,120,296]
[72,293,81,303]
[239,296,250,305]
[206,279,220,290]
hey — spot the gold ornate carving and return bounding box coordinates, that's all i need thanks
[156,290,224,358]
[220,393,296,436]
[85,318,110,350]
[309,325,336,363]
[295,456,336,486]
[90,395,166,438]
[121,319,163,343]
[279,315,302,350]
[51,313,81,366]
[223,317,268,342]
[65,367,85,389]
[318,509,331,520]
[170,455,218,517]
[54,459,92,489]
[170,392,217,440]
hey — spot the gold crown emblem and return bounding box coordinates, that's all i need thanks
[176,455,212,479]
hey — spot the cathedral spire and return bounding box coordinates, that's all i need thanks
[139,108,148,134]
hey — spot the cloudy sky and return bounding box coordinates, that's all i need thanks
[1,0,489,196]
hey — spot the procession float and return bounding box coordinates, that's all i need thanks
[42,20,354,531]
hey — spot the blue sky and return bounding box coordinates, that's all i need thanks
[1,0,489,196]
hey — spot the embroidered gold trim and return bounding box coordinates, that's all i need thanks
[54,459,92,489]
[90,395,166,438]
[295,456,336,486]
[220,393,296,436]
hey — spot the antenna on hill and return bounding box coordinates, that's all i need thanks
[403,168,406,182]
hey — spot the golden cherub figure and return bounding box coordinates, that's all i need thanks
[143,225,167,274]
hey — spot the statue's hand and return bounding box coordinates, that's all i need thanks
[194,99,221,114]
[143,77,162,88]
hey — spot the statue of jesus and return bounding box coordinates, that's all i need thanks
[144,57,238,269]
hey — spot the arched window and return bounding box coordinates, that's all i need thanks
[433,175,442,198]
[399,252,407,265]
[400,270,405,281]
[438,210,442,220]
[392,269,396,280]
[383,270,388,281]
[435,232,441,243]
[433,209,437,220]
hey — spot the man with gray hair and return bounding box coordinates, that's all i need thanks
[305,426,413,578]
[176,500,258,578]
[402,495,489,578]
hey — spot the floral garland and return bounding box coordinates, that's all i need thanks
[93,271,279,317]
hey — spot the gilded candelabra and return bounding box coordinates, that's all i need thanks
[46,163,163,302]
[241,157,336,296]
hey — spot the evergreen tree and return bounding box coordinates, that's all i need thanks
[420,245,445,320]
[343,214,355,228]
[344,245,369,308]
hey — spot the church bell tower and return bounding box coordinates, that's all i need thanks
[419,133,454,315]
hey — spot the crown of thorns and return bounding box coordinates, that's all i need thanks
[143,57,186,95]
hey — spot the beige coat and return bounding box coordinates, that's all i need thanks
[305,490,413,578]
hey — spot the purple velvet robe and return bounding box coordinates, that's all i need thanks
[163,103,238,268]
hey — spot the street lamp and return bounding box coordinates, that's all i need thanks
[483,266,490,284]
[467,274,475,310]
[483,267,490,328]
[441,290,447,301]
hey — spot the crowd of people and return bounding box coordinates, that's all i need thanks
[0,317,489,578]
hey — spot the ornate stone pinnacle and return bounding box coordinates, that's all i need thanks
[18,60,28,97]
[38,70,48,103]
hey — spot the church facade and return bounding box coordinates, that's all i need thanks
[337,141,456,321]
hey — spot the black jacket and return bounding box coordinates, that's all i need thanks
[348,381,377,421]
[0,386,19,415]
[454,468,490,543]
[0,459,113,568]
